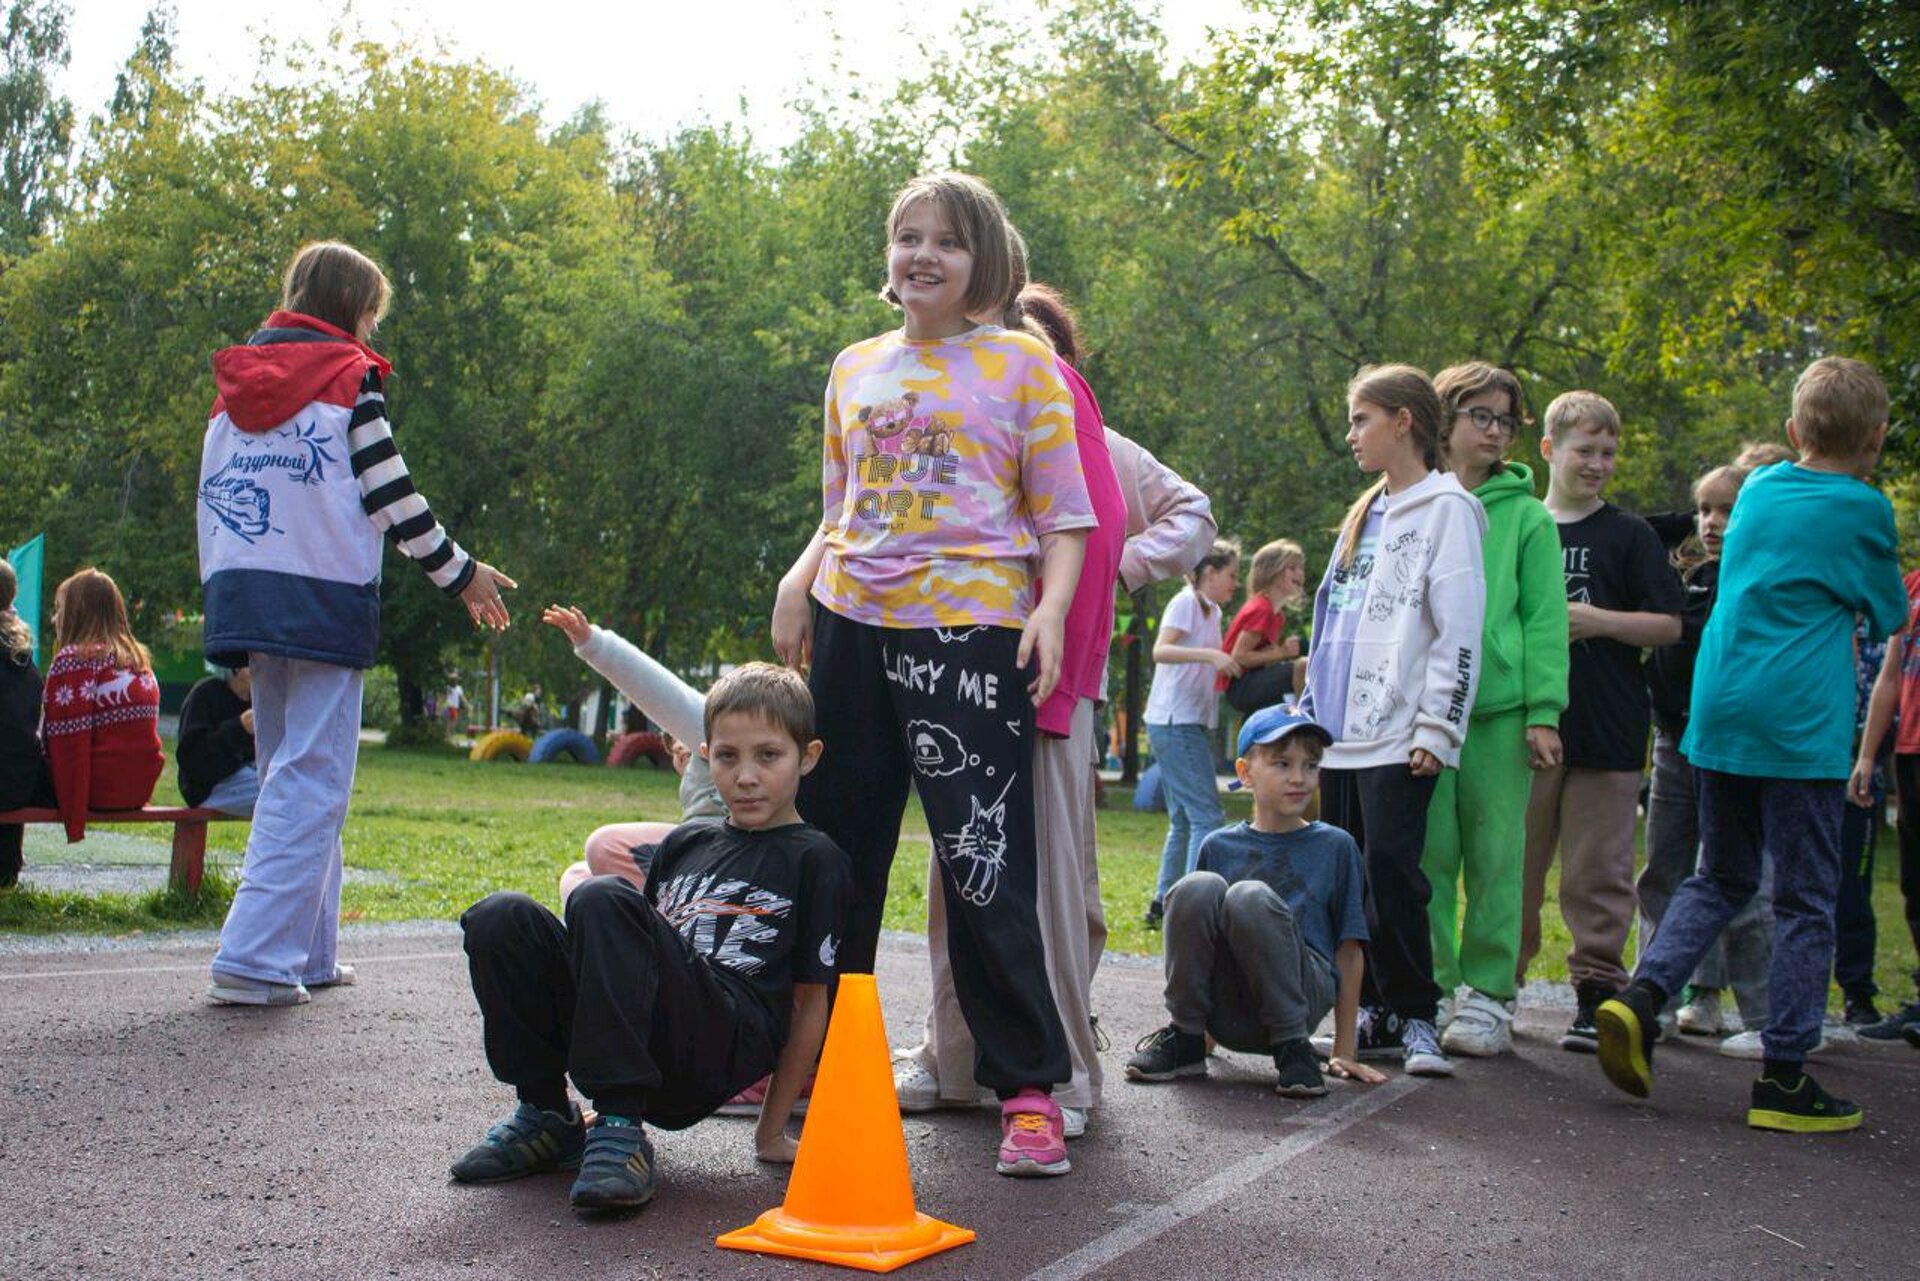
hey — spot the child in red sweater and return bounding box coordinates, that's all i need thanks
[41,569,164,841]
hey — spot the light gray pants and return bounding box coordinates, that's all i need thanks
[1163,871,1336,1052]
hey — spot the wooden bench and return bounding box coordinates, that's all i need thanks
[0,806,239,894]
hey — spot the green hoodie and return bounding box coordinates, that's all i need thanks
[1470,461,1569,725]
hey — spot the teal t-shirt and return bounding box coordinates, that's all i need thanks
[1681,463,1907,779]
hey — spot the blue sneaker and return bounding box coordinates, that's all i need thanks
[449,1102,585,1184]
[569,1117,657,1212]
[1859,1000,1920,1042]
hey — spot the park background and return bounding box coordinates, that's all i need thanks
[2,1,1916,991]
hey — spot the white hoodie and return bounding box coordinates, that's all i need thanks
[1302,470,1488,769]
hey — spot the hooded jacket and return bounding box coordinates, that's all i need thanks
[1303,469,1488,769]
[197,312,473,669]
[1468,462,1568,726]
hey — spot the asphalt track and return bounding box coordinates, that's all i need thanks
[3,926,1917,1280]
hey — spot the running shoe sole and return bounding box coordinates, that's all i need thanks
[208,980,309,1006]
[1124,1061,1207,1083]
[1275,1080,1328,1098]
[1558,1031,1599,1054]
[1595,998,1652,1098]
[996,1153,1072,1177]
[1404,1053,1456,1078]
[1747,1106,1862,1134]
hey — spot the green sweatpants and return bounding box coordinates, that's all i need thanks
[1422,709,1529,1002]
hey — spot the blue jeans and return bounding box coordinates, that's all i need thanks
[1636,769,1843,1062]
[202,763,261,818]
[1147,722,1223,902]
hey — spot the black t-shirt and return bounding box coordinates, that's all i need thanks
[176,676,253,807]
[645,819,850,1042]
[1645,557,1717,738]
[1555,502,1685,770]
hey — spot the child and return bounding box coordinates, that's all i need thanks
[41,568,165,842]
[1637,463,1774,1045]
[1220,539,1308,715]
[769,173,1093,1176]
[176,664,260,817]
[1420,363,1568,1058]
[1834,621,1889,1029]
[452,663,851,1210]
[1143,539,1242,927]
[200,240,515,1007]
[1302,364,1486,1078]
[1516,391,1682,1052]
[1598,356,1907,1131]
[1853,568,1920,1042]
[0,557,52,886]
[1126,704,1387,1095]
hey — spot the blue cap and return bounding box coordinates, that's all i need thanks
[1236,704,1333,758]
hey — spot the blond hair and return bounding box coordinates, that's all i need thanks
[1543,390,1620,442]
[282,241,392,337]
[704,661,815,749]
[1336,365,1443,569]
[1733,440,1795,470]
[1434,362,1530,473]
[881,173,1022,323]
[1791,356,1888,458]
[52,568,151,673]
[1247,539,1306,598]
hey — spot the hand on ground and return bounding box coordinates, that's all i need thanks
[755,1130,800,1164]
[1326,1056,1388,1085]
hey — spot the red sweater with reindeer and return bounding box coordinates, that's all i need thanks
[41,645,164,841]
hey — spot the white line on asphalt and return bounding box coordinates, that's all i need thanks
[1026,1074,1427,1281]
[0,951,462,981]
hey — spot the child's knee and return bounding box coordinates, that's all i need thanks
[460,891,550,953]
[1223,877,1287,921]
[562,873,644,929]
[1166,870,1227,917]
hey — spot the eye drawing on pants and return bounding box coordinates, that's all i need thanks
[908,719,974,778]
[937,776,1014,907]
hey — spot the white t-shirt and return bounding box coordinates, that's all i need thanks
[1144,584,1223,728]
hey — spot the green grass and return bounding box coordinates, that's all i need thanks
[6,742,1917,1008]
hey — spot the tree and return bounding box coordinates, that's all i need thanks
[0,0,70,255]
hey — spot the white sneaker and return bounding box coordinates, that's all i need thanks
[1718,1030,1830,1061]
[1676,990,1725,1036]
[1060,1106,1087,1139]
[891,1057,986,1112]
[1440,991,1513,1058]
[1434,986,1467,1033]
[1402,1018,1455,1077]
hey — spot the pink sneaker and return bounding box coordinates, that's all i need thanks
[996,1089,1070,1177]
[714,1073,812,1117]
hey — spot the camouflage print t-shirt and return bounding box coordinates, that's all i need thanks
[811,324,1097,630]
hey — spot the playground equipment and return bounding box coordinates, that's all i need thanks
[606,730,673,769]
[468,730,531,762]
[529,728,599,765]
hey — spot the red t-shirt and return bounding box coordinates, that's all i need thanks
[1895,570,1920,755]
[1217,594,1288,691]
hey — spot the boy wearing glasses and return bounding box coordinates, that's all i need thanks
[1516,391,1682,1053]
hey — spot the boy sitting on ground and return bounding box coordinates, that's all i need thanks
[451,662,850,1211]
[1126,704,1388,1096]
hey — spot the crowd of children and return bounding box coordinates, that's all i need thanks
[3,172,1914,1224]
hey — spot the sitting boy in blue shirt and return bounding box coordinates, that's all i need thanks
[1126,704,1387,1096]
[1597,356,1908,1132]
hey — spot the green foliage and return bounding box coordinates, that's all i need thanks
[0,0,70,255]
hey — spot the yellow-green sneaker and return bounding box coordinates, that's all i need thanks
[1747,1072,1862,1134]
[1595,984,1658,1098]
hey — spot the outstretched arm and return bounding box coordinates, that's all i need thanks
[1326,940,1386,1084]
[756,982,830,1163]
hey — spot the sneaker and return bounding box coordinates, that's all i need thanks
[1402,1018,1454,1077]
[893,1057,978,1111]
[1594,983,1659,1098]
[1434,986,1465,1034]
[449,1101,586,1183]
[1675,988,1725,1036]
[1842,996,1881,1028]
[305,963,356,989]
[1858,1000,1920,1042]
[1345,1006,1406,1061]
[1272,1038,1327,1098]
[1718,1030,1830,1061]
[569,1117,658,1211]
[1143,898,1165,929]
[208,974,310,1006]
[1440,991,1514,1058]
[714,1073,812,1118]
[1903,1024,1920,1050]
[997,1090,1070,1177]
[1060,1105,1088,1139]
[1747,1071,1862,1134]
[1125,1025,1207,1082]
[1560,982,1613,1054]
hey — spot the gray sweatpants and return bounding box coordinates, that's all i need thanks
[1163,871,1336,1052]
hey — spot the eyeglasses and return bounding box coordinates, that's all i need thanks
[1456,406,1521,437]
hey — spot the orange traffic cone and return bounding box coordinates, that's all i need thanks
[716,973,975,1272]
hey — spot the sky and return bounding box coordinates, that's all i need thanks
[59,1,1258,148]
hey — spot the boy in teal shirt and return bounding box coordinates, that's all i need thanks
[1596,356,1907,1132]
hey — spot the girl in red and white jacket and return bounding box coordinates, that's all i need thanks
[41,568,164,842]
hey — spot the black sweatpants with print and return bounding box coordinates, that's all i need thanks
[797,603,1070,1095]
[459,878,776,1129]
[1321,764,1443,1023]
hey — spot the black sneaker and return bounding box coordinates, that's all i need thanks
[1560,982,1614,1054]
[1272,1038,1326,1098]
[1143,898,1165,929]
[1859,999,1920,1041]
[1842,995,1881,1028]
[450,1101,586,1184]
[1904,1023,1920,1051]
[569,1117,658,1212]
[1747,1070,1862,1133]
[1353,1006,1406,1061]
[1125,1025,1207,1081]
[1595,982,1660,1098]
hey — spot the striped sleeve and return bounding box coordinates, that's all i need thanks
[348,369,475,596]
